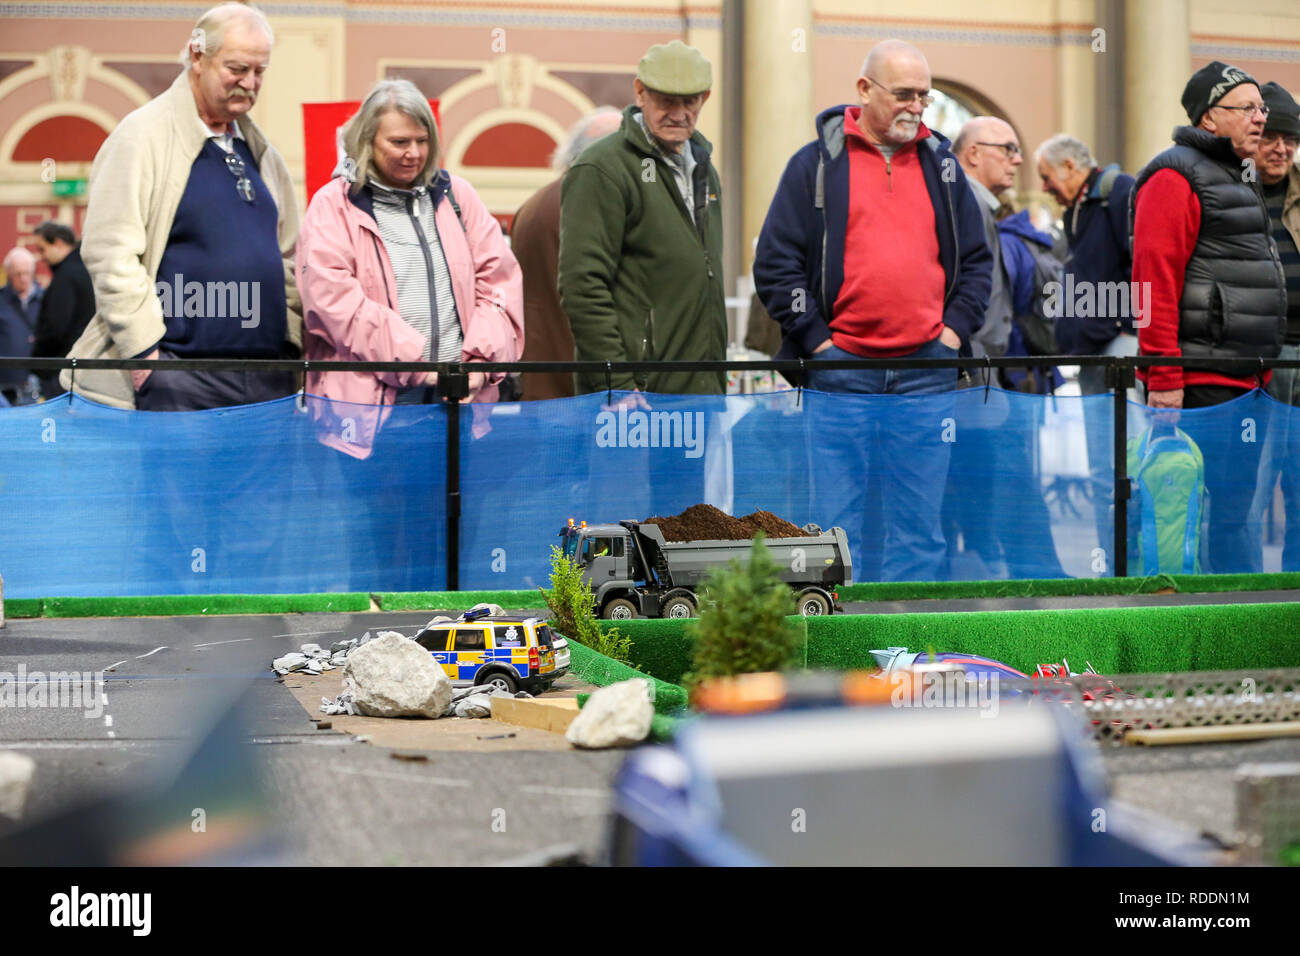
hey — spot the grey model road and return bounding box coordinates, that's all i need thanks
[0,611,621,866]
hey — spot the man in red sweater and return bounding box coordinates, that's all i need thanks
[1130,61,1286,572]
[753,39,992,581]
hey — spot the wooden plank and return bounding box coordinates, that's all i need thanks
[1124,721,1300,746]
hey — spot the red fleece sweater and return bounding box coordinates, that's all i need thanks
[830,108,945,357]
[1132,167,1269,392]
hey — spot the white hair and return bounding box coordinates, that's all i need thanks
[181,3,274,64]
[551,106,623,172]
[1035,133,1095,171]
[3,247,36,273]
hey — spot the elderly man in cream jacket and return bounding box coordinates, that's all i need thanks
[62,2,301,410]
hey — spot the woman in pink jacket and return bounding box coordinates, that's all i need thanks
[298,78,524,460]
[298,79,523,590]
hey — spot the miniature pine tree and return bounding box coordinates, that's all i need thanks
[540,546,633,664]
[684,533,805,688]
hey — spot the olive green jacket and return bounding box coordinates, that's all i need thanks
[558,105,726,395]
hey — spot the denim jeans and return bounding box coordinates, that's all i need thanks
[805,337,956,582]
[1255,345,1300,570]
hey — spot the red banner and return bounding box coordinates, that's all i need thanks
[302,99,441,203]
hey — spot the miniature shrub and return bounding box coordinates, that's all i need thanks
[684,534,805,689]
[540,546,633,665]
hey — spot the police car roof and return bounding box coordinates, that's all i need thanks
[447,616,543,626]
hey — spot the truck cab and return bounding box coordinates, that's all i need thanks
[560,521,644,618]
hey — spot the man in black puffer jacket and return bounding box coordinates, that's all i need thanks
[1130,61,1287,572]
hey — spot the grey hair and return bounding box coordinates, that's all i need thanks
[182,3,274,64]
[3,246,36,273]
[341,79,440,194]
[551,106,622,172]
[1035,133,1095,171]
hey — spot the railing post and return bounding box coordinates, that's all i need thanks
[1109,361,1134,577]
[438,368,469,591]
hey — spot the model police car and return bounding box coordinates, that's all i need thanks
[412,608,569,694]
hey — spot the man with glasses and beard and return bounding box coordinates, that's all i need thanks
[58,4,302,595]
[753,38,991,582]
[62,2,300,410]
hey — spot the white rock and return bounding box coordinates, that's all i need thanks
[0,751,36,820]
[454,694,494,718]
[565,679,654,749]
[343,632,452,718]
[272,655,308,673]
[300,643,323,656]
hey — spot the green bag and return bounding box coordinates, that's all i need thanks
[1125,425,1209,574]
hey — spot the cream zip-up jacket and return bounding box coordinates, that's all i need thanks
[59,70,301,407]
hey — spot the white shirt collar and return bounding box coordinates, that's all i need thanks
[199,117,245,152]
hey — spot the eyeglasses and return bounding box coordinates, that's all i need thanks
[976,141,1022,159]
[1261,131,1300,148]
[224,151,255,203]
[866,75,934,108]
[1211,102,1270,117]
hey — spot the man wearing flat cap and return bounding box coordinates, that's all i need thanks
[1253,82,1300,569]
[558,39,726,395]
[1130,61,1287,572]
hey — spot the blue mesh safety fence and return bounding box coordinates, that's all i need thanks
[1,386,1296,598]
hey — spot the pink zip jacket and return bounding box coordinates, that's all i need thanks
[298,172,524,458]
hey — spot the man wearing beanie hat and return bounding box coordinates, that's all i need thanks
[558,39,726,396]
[1129,61,1286,572]
[1253,81,1300,569]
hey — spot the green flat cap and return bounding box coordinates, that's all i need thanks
[637,39,712,95]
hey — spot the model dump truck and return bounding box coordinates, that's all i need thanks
[558,519,852,619]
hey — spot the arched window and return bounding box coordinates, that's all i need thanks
[12,115,108,162]
[460,123,556,168]
[923,87,983,145]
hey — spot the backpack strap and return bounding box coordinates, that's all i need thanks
[446,181,467,234]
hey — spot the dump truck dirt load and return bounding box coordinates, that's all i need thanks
[559,504,852,619]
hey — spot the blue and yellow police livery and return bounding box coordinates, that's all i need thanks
[413,610,567,695]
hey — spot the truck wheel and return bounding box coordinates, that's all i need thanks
[797,590,831,616]
[602,598,637,620]
[662,594,697,619]
[476,670,519,694]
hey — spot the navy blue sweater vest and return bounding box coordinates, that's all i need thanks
[154,138,287,356]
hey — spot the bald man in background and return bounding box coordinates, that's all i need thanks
[952,116,1023,364]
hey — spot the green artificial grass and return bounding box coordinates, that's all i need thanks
[32,592,372,619]
[9,570,1300,622]
[803,602,1300,675]
[601,617,810,686]
[836,571,1300,603]
[601,602,1300,679]
[566,639,688,715]
[4,598,43,619]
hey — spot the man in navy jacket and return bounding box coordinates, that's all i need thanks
[1035,134,1139,556]
[753,39,992,582]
